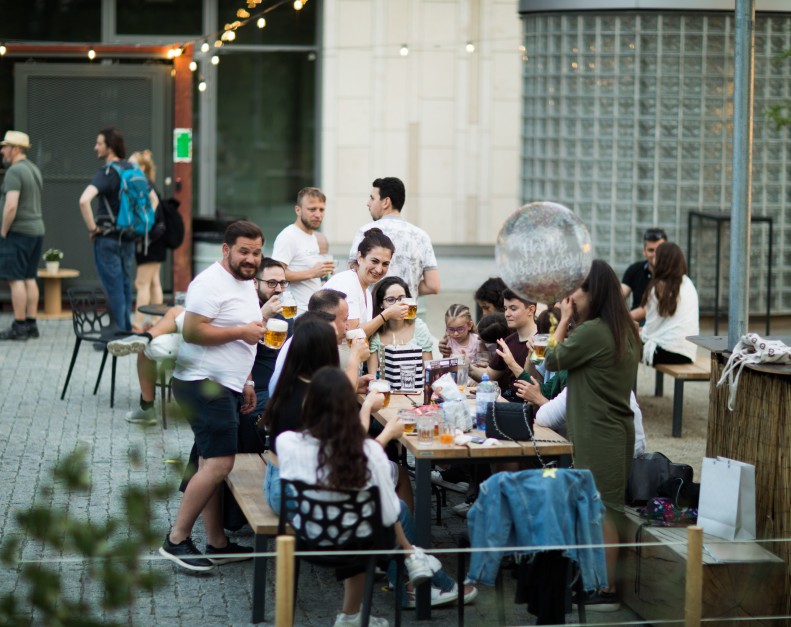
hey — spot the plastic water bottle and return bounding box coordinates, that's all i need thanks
[476,374,497,430]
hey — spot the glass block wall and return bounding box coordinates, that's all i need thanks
[521,12,791,314]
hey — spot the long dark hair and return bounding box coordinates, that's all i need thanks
[641,241,686,317]
[263,314,339,431]
[372,276,411,319]
[578,259,640,363]
[301,367,370,489]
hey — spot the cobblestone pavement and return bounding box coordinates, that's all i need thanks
[5,307,736,626]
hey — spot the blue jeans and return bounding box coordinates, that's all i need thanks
[94,235,134,331]
[263,466,455,602]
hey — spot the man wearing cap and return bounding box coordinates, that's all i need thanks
[0,131,45,341]
[621,227,668,322]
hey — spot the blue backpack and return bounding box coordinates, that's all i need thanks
[104,161,155,238]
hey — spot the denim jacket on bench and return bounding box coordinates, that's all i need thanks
[467,468,608,591]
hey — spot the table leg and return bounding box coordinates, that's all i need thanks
[414,458,432,620]
[42,277,63,316]
[672,380,684,438]
[252,534,268,624]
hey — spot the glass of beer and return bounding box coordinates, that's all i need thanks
[369,380,391,407]
[280,290,298,319]
[346,328,366,348]
[403,298,417,320]
[398,409,417,434]
[531,334,550,362]
[263,318,288,349]
[416,414,435,445]
[438,417,455,446]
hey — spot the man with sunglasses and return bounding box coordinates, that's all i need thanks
[621,228,667,322]
[108,257,293,425]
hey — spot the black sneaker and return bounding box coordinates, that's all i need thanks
[575,589,621,612]
[26,321,40,339]
[205,539,253,564]
[0,321,29,341]
[159,536,215,572]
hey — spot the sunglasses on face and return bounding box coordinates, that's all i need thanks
[257,279,289,289]
[382,295,407,305]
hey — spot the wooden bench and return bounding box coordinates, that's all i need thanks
[651,355,711,437]
[619,508,786,624]
[225,452,280,624]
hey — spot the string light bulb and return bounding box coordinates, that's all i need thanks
[211,55,220,65]
[257,17,266,28]
[198,78,207,92]
[294,1,303,9]
[466,41,475,53]
[200,41,210,53]
[189,60,198,72]
[173,47,182,57]
[0,44,6,56]
[236,8,250,18]
[399,44,409,57]
[87,48,96,60]
[214,39,223,48]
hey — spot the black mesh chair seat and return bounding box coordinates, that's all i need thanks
[60,288,126,408]
[279,478,403,627]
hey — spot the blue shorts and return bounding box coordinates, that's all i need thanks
[0,232,43,280]
[172,378,240,458]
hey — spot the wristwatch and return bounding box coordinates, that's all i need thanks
[244,380,255,388]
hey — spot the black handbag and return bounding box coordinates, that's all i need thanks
[485,401,534,441]
[626,452,693,505]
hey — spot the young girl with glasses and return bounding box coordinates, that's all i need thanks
[439,304,481,366]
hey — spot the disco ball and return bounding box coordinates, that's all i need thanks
[495,201,593,304]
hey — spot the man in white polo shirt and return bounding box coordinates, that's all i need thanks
[159,220,266,572]
[271,187,335,314]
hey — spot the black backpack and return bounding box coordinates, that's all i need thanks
[157,197,184,249]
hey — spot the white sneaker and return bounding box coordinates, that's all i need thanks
[452,502,471,518]
[333,611,389,627]
[125,406,158,426]
[404,583,479,608]
[108,334,150,356]
[404,547,442,586]
[431,470,470,494]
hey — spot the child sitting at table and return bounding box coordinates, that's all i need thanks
[438,304,481,368]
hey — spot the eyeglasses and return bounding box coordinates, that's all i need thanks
[382,295,407,305]
[446,325,469,334]
[257,279,289,289]
[643,228,667,242]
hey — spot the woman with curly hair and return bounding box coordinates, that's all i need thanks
[639,241,699,365]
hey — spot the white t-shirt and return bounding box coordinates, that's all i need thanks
[348,214,437,299]
[174,262,261,392]
[535,388,646,458]
[323,269,372,325]
[272,224,321,314]
[276,430,401,527]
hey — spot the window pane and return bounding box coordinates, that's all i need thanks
[216,52,317,239]
[0,0,101,41]
[117,0,202,36]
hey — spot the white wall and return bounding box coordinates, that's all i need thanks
[321,0,522,249]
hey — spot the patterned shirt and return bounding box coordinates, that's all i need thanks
[348,214,438,298]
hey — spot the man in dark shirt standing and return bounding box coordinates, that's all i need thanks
[78,127,154,332]
[621,228,667,322]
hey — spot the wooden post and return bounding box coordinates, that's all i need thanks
[685,525,703,627]
[275,535,295,627]
[171,44,194,292]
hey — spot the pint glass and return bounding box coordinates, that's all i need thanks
[369,380,391,407]
[403,298,417,320]
[263,319,288,349]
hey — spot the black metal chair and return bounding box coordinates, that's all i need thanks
[60,288,123,408]
[278,479,404,627]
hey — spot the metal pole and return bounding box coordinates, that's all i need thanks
[728,0,755,349]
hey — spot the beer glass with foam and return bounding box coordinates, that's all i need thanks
[346,328,366,348]
[280,290,297,319]
[369,380,391,407]
[263,318,288,349]
[531,334,550,362]
[403,298,417,320]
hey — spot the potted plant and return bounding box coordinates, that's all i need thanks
[42,248,63,274]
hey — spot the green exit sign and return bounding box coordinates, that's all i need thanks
[174,128,192,163]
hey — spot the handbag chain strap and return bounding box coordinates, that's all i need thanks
[490,402,563,470]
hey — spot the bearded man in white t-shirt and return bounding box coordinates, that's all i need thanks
[271,187,335,314]
[159,220,266,573]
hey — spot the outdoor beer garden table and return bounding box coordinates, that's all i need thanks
[366,392,573,620]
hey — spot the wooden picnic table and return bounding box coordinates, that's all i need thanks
[368,393,572,620]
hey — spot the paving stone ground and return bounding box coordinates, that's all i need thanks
[5,304,781,625]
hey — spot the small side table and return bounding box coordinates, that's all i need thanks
[37,268,80,319]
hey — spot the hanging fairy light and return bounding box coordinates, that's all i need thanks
[200,41,210,53]
[465,41,475,53]
[294,1,303,10]
[257,17,266,28]
[399,44,409,57]
[87,48,96,60]
[214,39,223,48]
[0,44,6,56]
[198,77,207,92]
[189,60,198,72]
[211,55,220,65]
[237,9,250,18]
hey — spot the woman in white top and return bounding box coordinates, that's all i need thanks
[639,242,699,366]
[277,367,464,626]
[324,227,408,338]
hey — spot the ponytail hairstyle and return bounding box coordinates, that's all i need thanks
[641,242,686,317]
[129,149,156,182]
[301,367,370,490]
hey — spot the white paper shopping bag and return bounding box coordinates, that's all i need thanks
[696,456,756,541]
